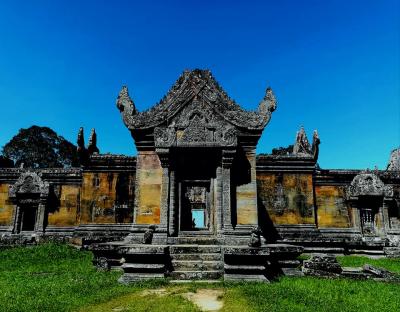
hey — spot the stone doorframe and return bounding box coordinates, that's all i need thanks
[9,172,50,233]
[346,171,394,236]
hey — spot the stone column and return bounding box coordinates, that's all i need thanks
[168,169,176,236]
[351,199,362,232]
[158,150,170,233]
[216,166,223,233]
[236,147,258,227]
[382,198,391,232]
[222,149,235,232]
[11,204,21,234]
[35,199,46,233]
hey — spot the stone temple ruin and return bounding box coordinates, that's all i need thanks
[0,69,399,281]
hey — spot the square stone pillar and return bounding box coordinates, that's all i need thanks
[236,147,258,226]
[168,169,177,236]
[157,150,170,234]
[222,149,235,232]
[35,200,47,233]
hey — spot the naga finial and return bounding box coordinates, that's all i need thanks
[312,130,320,161]
[77,127,85,150]
[116,86,137,115]
[258,87,277,115]
[88,128,100,155]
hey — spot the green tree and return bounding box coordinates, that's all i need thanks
[2,126,79,168]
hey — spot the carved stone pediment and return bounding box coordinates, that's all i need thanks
[9,171,50,199]
[117,69,276,132]
[347,171,393,198]
[154,96,237,148]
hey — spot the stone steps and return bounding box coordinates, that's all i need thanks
[170,270,223,280]
[171,252,222,261]
[171,260,223,271]
[169,244,223,280]
[169,244,222,254]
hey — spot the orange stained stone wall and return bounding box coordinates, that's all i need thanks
[257,173,315,224]
[315,185,352,228]
[48,185,80,226]
[236,152,258,225]
[80,172,134,224]
[134,151,162,224]
[0,183,14,226]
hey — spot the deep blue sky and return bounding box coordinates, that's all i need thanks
[0,0,399,169]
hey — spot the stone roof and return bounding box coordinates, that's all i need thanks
[116,69,276,131]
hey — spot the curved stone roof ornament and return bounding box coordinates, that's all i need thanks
[9,171,50,199]
[116,86,137,126]
[387,148,400,171]
[116,69,276,131]
[347,170,393,198]
[258,87,277,115]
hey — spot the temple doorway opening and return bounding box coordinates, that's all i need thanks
[21,204,37,232]
[173,148,220,234]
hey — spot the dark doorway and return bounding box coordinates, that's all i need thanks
[21,205,37,232]
[174,148,219,234]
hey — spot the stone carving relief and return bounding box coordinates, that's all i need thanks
[387,148,400,171]
[9,171,50,199]
[293,127,312,156]
[116,69,276,131]
[153,97,238,147]
[347,171,393,198]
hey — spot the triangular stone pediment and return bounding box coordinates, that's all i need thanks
[154,96,237,148]
[117,69,276,132]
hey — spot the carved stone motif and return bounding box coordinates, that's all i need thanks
[292,126,312,156]
[248,226,262,247]
[9,171,49,199]
[116,69,275,131]
[143,225,156,244]
[387,148,400,171]
[347,171,393,198]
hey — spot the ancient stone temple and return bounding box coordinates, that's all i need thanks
[116,69,276,244]
[0,69,399,281]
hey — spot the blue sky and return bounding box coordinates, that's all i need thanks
[0,0,399,169]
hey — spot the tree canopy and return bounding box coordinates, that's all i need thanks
[2,126,79,168]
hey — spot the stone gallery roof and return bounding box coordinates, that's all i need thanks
[116,69,276,131]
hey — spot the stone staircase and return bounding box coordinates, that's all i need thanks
[169,245,223,280]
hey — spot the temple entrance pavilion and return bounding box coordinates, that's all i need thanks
[91,69,303,282]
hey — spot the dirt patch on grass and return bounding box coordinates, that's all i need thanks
[182,289,224,311]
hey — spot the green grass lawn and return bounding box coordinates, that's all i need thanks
[0,244,399,312]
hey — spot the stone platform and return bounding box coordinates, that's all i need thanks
[90,242,303,283]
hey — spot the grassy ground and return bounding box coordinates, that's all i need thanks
[0,244,399,312]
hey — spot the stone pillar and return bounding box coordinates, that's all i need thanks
[35,200,46,233]
[222,149,235,232]
[11,205,21,234]
[236,147,258,226]
[382,198,391,231]
[351,200,362,232]
[168,169,176,236]
[216,166,223,233]
[158,150,170,233]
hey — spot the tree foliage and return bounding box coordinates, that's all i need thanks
[2,126,79,168]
